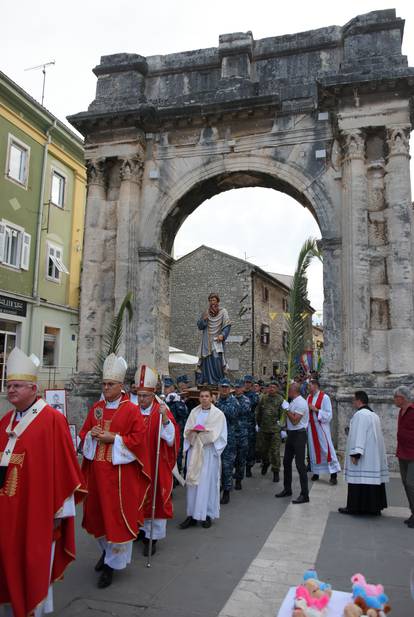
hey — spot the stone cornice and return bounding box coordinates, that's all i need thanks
[138,247,174,269]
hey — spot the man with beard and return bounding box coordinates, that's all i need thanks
[196,293,231,385]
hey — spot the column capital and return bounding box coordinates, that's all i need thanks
[386,125,410,158]
[86,157,107,187]
[341,128,366,162]
[119,156,144,184]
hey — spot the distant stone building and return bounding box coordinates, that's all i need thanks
[170,245,313,381]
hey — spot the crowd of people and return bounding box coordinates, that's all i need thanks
[0,347,413,617]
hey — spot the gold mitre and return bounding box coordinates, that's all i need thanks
[102,353,128,382]
[135,364,158,393]
[7,347,40,382]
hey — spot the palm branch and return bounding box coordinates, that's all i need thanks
[94,291,134,375]
[283,238,322,413]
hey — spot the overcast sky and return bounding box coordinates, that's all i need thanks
[4,0,414,320]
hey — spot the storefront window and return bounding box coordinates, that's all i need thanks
[0,320,17,391]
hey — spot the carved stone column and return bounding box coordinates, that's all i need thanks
[320,237,342,374]
[340,129,371,373]
[78,158,108,372]
[385,125,414,372]
[137,248,173,373]
[116,152,144,364]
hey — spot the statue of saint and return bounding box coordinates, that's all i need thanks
[196,293,231,385]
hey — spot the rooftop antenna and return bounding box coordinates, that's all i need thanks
[24,60,55,106]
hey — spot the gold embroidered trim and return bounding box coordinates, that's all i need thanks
[0,451,25,497]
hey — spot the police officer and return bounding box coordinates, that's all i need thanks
[216,378,240,504]
[233,379,251,491]
[164,377,188,472]
[243,375,259,477]
[255,381,285,482]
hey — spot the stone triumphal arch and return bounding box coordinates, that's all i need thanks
[69,10,414,461]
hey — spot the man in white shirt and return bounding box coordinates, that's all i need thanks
[276,382,310,504]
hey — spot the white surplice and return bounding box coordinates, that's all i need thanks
[184,408,227,521]
[307,392,341,475]
[344,407,389,485]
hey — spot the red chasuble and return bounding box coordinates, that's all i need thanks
[0,403,86,617]
[80,395,151,543]
[140,400,180,519]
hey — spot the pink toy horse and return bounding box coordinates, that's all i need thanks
[351,574,384,596]
[295,586,330,611]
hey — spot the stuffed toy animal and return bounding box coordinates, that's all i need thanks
[292,586,330,617]
[343,573,391,616]
[292,571,332,616]
[302,570,332,599]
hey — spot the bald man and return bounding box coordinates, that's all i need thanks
[276,382,310,504]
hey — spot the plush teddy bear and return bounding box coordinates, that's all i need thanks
[292,587,330,617]
[291,572,332,617]
[302,570,333,599]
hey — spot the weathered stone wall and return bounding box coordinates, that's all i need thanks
[170,246,292,381]
[170,246,253,378]
[68,10,414,464]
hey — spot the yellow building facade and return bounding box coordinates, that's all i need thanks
[0,71,86,404]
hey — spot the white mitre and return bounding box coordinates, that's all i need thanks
[7,347,40,382]
[135,365,158,393]
[102,353,127,383]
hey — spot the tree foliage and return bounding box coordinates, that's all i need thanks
[284,238,322,400]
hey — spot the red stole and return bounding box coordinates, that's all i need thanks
[140,400,180,519]
[307,391,332,464]
[0,405,86,617]
[80,395,151,543]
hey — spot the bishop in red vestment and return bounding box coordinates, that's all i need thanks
[0,348,86,617]
[80,354,150,588]
[135,365,180,556]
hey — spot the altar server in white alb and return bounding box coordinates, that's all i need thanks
[307,379,341,485]
[339,390,389,516]
[180,388,227,529]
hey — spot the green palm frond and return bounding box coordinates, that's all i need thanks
[284,238,322,401]
[94,292,134,375]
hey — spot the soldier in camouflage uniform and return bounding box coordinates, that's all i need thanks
[216,378,240,504]
[243,375,259,477]
[233,379,251,490]
[164,377,188,472]
[255,381,285,483]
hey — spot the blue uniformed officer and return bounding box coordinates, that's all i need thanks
[243,374,259,477]
[233,379,251,490]
[164,377,188,472]
[216,378,240,504]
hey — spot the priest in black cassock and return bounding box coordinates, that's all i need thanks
[339,391,389,516]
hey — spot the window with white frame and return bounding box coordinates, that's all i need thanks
[0,221,31,270]
[6,136,30,186]
[46,242,69,282]
[51,170,66,208]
